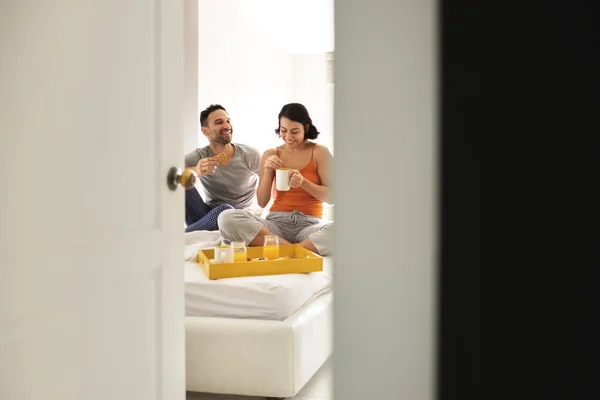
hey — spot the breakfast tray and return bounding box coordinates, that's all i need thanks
[197,244,323,280]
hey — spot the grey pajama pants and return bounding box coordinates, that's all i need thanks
[217,209,333,256]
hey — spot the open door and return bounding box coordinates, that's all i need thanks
[0,1,185,399]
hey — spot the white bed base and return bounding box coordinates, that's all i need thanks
[186,291,333,399]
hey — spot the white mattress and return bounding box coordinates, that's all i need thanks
[184,257,333,321]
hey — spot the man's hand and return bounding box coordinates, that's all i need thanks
[195,157,219,176]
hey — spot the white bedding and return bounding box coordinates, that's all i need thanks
[183,231,333,321]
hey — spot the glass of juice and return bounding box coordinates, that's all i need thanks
[263,235,280,260]
[232,241,247,262]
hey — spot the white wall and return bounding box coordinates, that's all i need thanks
[183,0,199,153]
[240,0,334,55]
[291,54,334,153]
[196,0,334,155]
[333,0,438,399]
[197,0,293,153]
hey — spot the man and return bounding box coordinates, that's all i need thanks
[184,104,261,232]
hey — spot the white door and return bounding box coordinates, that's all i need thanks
[0,1,185,399]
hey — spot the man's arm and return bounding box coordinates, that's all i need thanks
[184,149,201,169]
[184,148,218,177]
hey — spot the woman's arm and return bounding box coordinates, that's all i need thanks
[257,148,280,208]
[298,145,333,204]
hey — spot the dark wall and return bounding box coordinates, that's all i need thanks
[439,1,600,399]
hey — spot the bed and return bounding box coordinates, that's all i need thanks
[184,231,334,399]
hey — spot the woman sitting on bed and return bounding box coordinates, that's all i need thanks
[217,103,333,256]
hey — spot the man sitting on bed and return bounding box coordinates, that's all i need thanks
[184,104,261,232]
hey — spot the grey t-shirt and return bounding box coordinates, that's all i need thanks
[184,143,261,210]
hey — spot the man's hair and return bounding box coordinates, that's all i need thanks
[200,104,227,127]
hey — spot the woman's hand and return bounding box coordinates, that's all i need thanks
[264,155,284,172]
[289,169,304,189]
[195,157,219,176]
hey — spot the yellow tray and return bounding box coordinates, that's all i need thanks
[197,245,323,280]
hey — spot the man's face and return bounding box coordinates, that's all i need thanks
[202,109,232,145]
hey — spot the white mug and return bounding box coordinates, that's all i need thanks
[276,168,291,191]
[214,245,234,263]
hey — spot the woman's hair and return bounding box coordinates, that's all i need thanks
[275,103,320,140]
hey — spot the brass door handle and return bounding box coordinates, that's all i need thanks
[167,167,197,191]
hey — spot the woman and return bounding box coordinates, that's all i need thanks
[218,103,333,256]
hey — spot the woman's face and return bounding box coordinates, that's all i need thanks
[279,117,305,148]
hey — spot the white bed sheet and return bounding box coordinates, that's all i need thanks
[183,230,333,321]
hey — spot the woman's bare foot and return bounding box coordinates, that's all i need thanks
[279,237,292,245]
[248,226,292,246]
[296,238,319,254]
